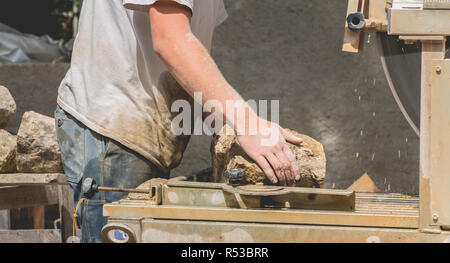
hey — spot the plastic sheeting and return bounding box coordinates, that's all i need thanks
[0,23,72,63]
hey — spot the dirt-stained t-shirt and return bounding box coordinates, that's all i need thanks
[57,0,227,173]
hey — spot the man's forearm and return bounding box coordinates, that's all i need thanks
[156,32,257,131]
[150,3,257,132]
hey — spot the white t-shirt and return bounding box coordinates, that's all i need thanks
[57,0,228,173]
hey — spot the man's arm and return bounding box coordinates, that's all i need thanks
[149,1,302,186]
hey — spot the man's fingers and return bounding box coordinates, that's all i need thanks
[281,128,303,145]
[283,145,300,182]
[256,156,278,184]
[264,152,287,186]
[274,150,294,186]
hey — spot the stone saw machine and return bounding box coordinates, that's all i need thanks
[98,0,450,243]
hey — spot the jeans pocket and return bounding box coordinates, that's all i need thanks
[55,107,85,184]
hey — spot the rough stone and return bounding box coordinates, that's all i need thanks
[16,111,63,173]
[211,125,326,187]
[0,85,16,128]
[0,129,17,173]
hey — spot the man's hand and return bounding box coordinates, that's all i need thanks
[237,119,303,186]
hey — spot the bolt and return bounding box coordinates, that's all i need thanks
[433,214,439,223]
[436,66,442,74]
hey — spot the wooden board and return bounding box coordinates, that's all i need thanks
[0,186,59,210]
[389,9,450,36]
[0,173,66,186]
[0,229,61,243]
[430,59,450,226]
[0,173,67,186]
[58,184,74,242]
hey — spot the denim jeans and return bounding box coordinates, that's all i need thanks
[54,105,167,243]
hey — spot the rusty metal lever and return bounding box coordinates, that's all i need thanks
[81,177,149,198]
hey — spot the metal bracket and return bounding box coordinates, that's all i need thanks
[343,0,388,53]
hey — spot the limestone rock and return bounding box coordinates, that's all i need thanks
[16,111,63,173]
[0,85,16,128]
[0,129,17,173]
[211,125,326,187]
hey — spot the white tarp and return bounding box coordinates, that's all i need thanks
[0,23,72,63]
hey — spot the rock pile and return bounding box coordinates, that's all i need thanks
[0,85,63,173]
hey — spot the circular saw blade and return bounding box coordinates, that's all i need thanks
[376,33,421,136]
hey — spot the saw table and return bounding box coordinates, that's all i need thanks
[100,178,448,243]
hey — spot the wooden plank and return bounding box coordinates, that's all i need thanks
[58,185,74,243]
[419,40,446,231]
[389,9,450,36]
[0,229,61,243]
[0,186,59,209]
[430,59,450,226]
[0,173,66,186]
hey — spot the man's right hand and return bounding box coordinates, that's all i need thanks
[236,119,303,186]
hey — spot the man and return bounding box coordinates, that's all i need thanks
[55,0,303,243]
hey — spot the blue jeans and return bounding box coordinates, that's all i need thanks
[54,105,167,243]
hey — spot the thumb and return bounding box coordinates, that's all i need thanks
[281,128,303,144]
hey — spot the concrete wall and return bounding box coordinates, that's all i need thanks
[0,0,420,194]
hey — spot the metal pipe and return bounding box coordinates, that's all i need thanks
[97,186,149,194]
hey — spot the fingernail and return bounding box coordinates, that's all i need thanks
[272,178,278,184]
[295,175,301,181]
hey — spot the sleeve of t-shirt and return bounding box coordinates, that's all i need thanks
[215,0,228,27]
[123,0,194,15]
